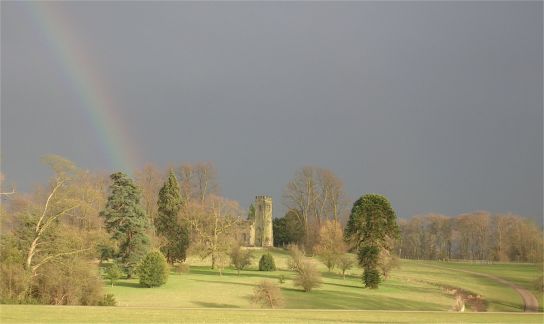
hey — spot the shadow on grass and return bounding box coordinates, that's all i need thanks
[192,278,255,288]
[283,288,447,311]
[189,266,289,281]
[321,281,362,290]
[192,301,241,308]
[113,281,141,288]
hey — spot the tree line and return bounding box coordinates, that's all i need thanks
[397,212,543,263]
[1,154,542,305]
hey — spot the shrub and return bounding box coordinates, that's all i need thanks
[338,254,355,279]
[293,261,322,292]
[287,244,304,272]
[34,258,104,305]
[363,268,380,289]
[259,253,276,271]
[251,280,284,309]
[215,252,230,276]
[378,253,400,280]
[230,245,253,275]
[174,263,190,274]
[534,275,544,292]
[278,274,285,284]
[97,244,115,264]
[97,294,117,306]
[0,262,31,304]
[136,251,169,287]
[105,262,123,286]
[315,220,346,272]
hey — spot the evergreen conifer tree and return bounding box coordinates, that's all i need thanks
[156,170,189,264]
[345,194,399,288]
[100,172,150,278]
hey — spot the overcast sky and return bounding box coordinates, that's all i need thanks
[1,1,542,223]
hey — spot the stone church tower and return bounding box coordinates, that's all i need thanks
[254,195,273,247]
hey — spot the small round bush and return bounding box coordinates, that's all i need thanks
[293,261,322,292]
[252,280,284,308]
[363,268,380,289]
[98,294,117,306]
[105,262,123,286]
[136,251,169,287]
[259,253,276,271]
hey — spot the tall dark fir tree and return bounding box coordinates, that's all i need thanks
[345,194,399,288]
[100,172,150,278]
[156,170,189,264]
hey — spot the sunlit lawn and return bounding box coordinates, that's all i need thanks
[2,305,544,323]
[103,249,532,312]
[2,249,542,323]
[421,261,544,311]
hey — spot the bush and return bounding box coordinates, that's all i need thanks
[534,275,544,292]
[136,251,169,288]
[338,254,355,279]
[97,294,117,306]
[97,243,115,264]
[259,253,276,271]
[287,244,304,272]
[105,262,123,286]
[363,268,380,289]
[0,262,31,304]
[33,258,104,305]
[293,261,322,292]
[251,280,284,309]
[278,274,285,284]
[215,252,230,276]
[315,220,346,272]
[230,245,253,275]
[174,263,190,274]
[378,254,400,280]
[0,235,32,303]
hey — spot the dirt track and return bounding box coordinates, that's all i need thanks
[433,265,539,312]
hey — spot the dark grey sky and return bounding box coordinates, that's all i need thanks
[1,1,542,223]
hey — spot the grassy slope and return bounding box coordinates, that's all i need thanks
[106,249,450,310]
[2,305,543,323]
[2,249,542,323]
[420,261,544,311]
[105,249,531,312]
[394,261,524,312]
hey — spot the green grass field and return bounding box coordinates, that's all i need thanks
[419,260,544,312]
[1,305,543,323]
[103,249,536,312]
[1,249,542,323]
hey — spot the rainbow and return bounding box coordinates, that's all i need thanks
[24,2,140,174]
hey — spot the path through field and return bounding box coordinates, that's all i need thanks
[432,265,539,312]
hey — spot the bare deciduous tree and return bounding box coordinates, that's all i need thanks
[399,212,543,262]
[315,220,346,272]
[24,156,96,276]
[283,166,348,251]
[251,280,284,308]
[338,254,355,279]
[134,164,164,229]
[185,195,241,269]
[177,162,218,205]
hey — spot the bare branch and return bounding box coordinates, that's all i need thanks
[31,247,92,274]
